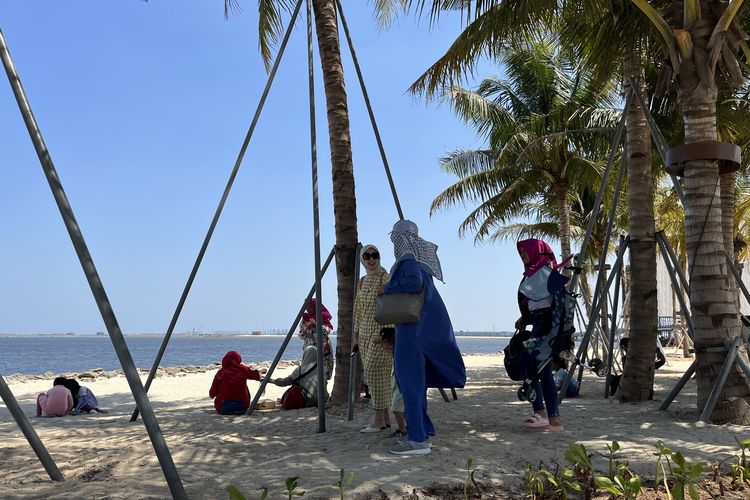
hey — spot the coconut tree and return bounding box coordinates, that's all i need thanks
[226,0,360,404]
[406,0,665,401]
[430,39,619,264]
[630,0,750,423]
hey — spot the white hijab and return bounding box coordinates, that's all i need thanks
[389,220,443,282]
[360,244,384,276]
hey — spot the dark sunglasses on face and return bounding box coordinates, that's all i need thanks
[363,252,380,261]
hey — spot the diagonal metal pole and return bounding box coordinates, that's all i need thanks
[0,27,186,499]
[306,0,326,433]
[567,91,631,294]
[658,359,697,411]
[627,75,686,205]
[657,231,690,295]
[130,0,305,423]
[560,237,629,401]
[699,337,741,422]
[334,0,404,221]
[0,374,63,481]
[604,236,624,398]
[248,247,336,416]
[656,234,695,339]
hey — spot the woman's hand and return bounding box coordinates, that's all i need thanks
[514,316,525,330]
[377,283,386,295]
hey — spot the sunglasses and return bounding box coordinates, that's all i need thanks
[362,252,380,261]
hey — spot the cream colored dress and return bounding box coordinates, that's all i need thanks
[354,267,394,410]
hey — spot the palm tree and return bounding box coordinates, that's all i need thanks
[407,0,664,402]
[229,0,361,404]
[430,39,618,264]
[631,0,750,423]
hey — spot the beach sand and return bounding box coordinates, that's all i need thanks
[0,353,747,499]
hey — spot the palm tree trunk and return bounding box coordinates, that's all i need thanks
[680,78,750,423]
[312,0,358,405]
[618,64,658,401]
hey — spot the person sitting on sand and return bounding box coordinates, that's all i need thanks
[299,298,335,381]
[36,377,73,417]
[62,378,108,414]
[551,355,579,398]
[267,342,330,408]
[209,351,262,415]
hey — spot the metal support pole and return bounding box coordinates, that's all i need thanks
[567,91,632,294]
[347,244,362,421]
[698,337,742,422]
[657,231,690,295]
[627,76,686,205]
[0,27,186,499]
[130,0,304,423]
[306,0,326,434]
[658,359,697,411]
[0,374,63,481]
[725,250,750,305]
[438,388,450,402]
[604,237,624,398]
[247,247,336,415]
[560,237,629,401]
[334,0,404,220]
[656,235,695,340]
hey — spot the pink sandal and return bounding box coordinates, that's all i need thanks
[521,414,549,429]
[545,423,565,433]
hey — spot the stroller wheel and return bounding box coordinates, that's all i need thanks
[527,387,537,403]
[517,386,527,401]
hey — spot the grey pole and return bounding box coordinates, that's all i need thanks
[306,0,326,432]
[627,76,686,205]
[131,0,305,422]
[657,231,690,295]
[248,247,336,416]
[658,359,697,411]
[725,250,750,305]
[604,236,624,398]
[334,0,404,221]
[347,245,362,421]
[560,237,629,401]
[567,91,632,294]
[0,375,63,481]
[698,338,741,422]
[0,27,186,499]
[656,235,695,339]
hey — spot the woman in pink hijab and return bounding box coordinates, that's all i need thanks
[514,238,564,432]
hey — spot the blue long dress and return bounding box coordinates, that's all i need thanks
[384,257,466,443]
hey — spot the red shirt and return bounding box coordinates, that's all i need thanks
[209,351,260,413]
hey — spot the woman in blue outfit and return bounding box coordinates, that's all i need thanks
[384,220,466,455]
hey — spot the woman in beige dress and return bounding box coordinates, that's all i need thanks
[353,244,394,433]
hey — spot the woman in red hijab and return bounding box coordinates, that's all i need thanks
[209,351,261,415]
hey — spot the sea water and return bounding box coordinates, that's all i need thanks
[0,334,510,376]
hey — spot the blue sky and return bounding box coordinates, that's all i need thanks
[0,1,546,334]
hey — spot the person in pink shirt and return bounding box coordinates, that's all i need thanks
[36,377,73,417]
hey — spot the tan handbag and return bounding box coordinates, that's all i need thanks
[374,289,425,325]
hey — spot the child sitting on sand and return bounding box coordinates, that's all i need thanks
[551,355,579,398]
[62,378,108,414]
[36,377,73,417]
[210,351,262,415]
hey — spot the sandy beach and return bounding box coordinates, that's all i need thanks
[0,353,747,499]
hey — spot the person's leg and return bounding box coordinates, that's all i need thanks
[394,411,407,433]
[395,328,428,443]
[530,380,546,416]
[36,394,45,417]
[539,363,562,429]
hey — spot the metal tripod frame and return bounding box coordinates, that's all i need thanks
[1,28,186,498]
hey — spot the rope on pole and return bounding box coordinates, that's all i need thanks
[130,0,305,422]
